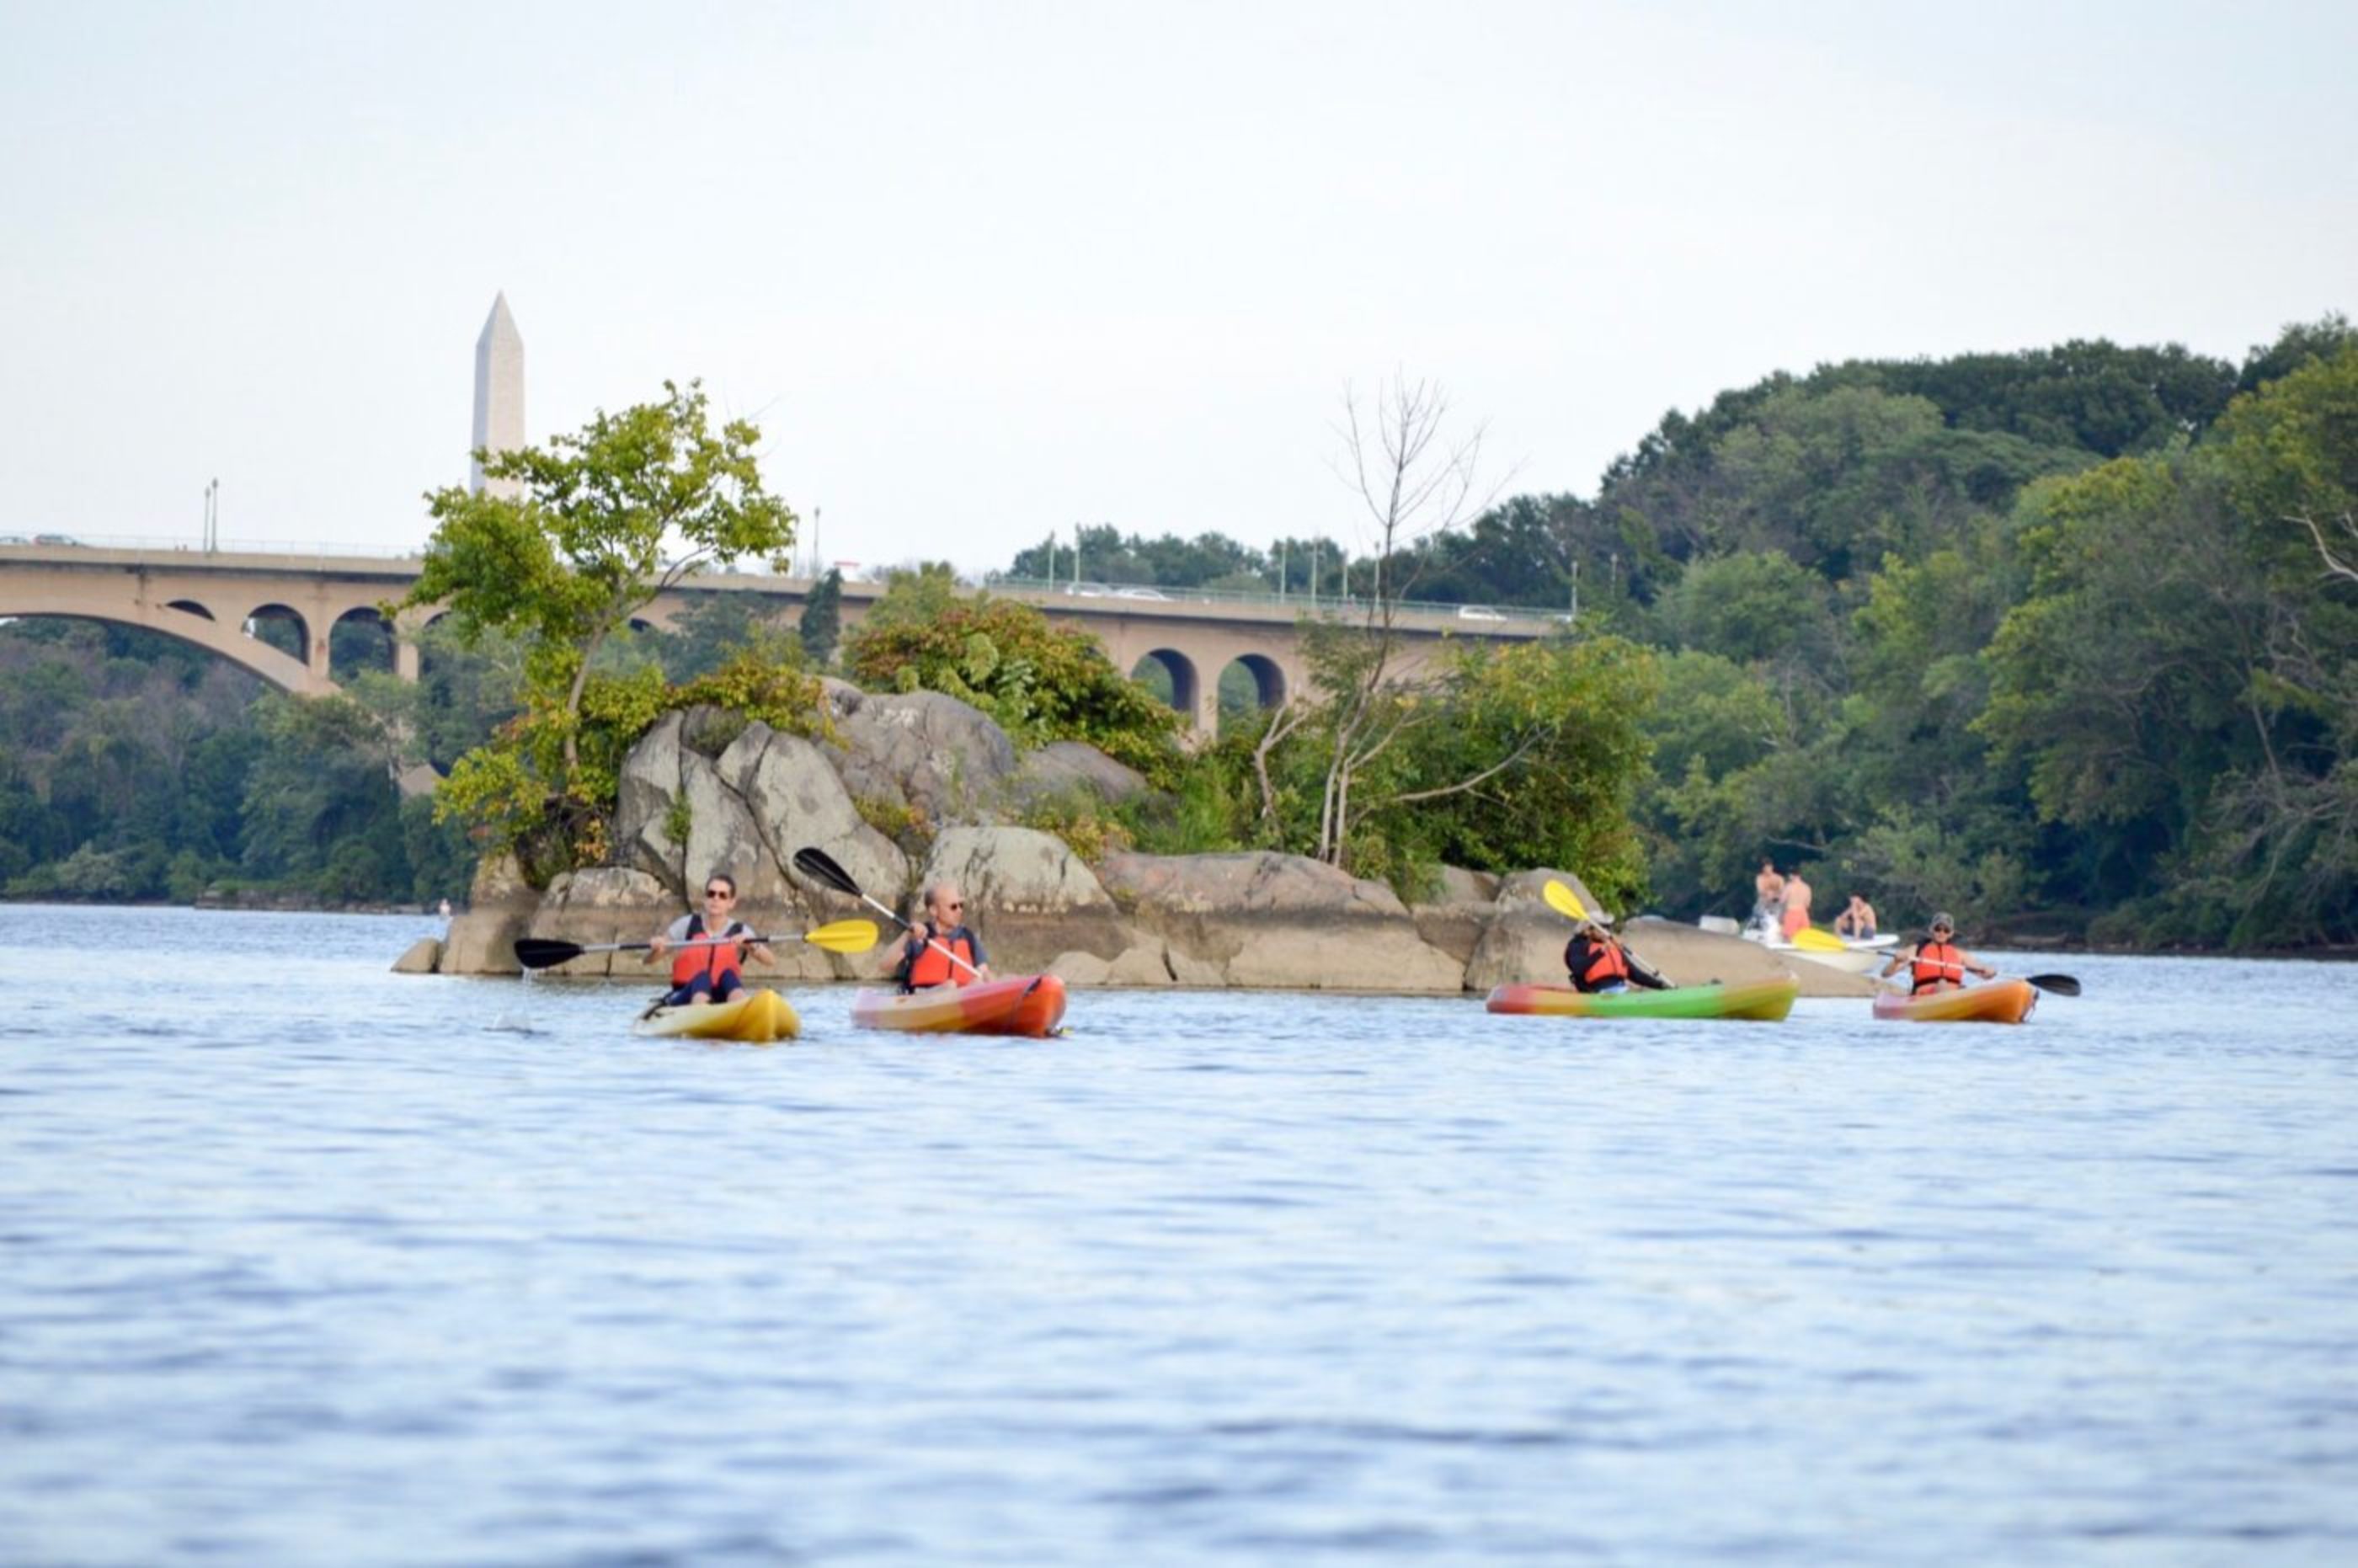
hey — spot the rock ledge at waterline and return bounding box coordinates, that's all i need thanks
[403,687,1868,998]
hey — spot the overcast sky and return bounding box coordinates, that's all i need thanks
[4,1,2351,576]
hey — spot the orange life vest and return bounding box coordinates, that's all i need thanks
[1911,940,1965,994]
[1571,936,1631,990]
[904,928,978,989]
[670,915,744,989]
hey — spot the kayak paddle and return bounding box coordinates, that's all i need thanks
[513,918,879,971]
[1874,965,2082,997]
[792,845,987,982]
[1540,878,1670,989]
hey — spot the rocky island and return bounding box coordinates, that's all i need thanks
[398,682,1867,998]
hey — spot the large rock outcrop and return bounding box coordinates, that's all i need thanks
[407,686,1820,1000]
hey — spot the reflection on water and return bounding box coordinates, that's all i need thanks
[3,905,2355,1565]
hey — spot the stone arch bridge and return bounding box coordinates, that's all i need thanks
[0,543,1550,738]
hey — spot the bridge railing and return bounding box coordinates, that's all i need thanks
[0,532,431,558]
[2,538,1570,627]
[978,573,1566,626]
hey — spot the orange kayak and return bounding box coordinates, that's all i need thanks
[1873,979,2036,1024]
[851,974,1068,1037]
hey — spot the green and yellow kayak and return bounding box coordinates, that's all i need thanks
[1485,977,1800,1021]
[633,987,799,1043]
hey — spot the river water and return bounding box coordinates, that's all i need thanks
[3,904,2353,1565]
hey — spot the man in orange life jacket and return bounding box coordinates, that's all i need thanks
[643,872,777,1005]
[895,882,994,991]
[1564,915,1669,995]
[1878,912,1995,995]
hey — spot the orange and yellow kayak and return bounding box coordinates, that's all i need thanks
[851,974,1068,1037]
[633,987,799,1043]
[1872,979,2036,1024]
[1485,977,1799,1021]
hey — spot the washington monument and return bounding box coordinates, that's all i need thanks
[470,293,525,498]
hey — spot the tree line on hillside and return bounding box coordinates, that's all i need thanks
[985,323,2358,947]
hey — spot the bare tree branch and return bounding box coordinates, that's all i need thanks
[2294,511,2358,586]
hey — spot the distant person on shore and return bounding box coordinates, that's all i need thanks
[1752,860,1786,932]
[1834,893,1877,941]
[1779,867,1814,939]
[645,872,776,1006]
[1879,913,1996,995]
[896,882,994,990]
[1564,915,1669,995]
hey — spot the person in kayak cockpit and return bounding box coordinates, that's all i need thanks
[1564,915,1669,995]
[644,872,776,1005]
[895,882,995,990]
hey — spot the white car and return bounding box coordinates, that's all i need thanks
[1114,587,1171,601]
[1454,604,1507,621]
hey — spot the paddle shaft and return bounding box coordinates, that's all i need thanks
[1544,878,1667,988]
[793,849,984,981]
[872,897,985,982]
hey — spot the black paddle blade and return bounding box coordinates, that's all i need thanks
[792,845,862,899]
[515,937,586,970]
[2025,973,2082,997]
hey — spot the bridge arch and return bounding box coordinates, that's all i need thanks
[243,602,312,666]
[1217,653,1287,733]
[0,600,329,696]
[1128,648,1202,728]
[330,605,396,682]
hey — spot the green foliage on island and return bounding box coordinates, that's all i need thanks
[844,564,1189,786]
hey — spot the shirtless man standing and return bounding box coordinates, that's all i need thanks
[1779,867,1815,939]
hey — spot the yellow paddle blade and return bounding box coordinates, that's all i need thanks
[1542,879,1591,922]
[802,918,880,954]
[1789,925,1848,952]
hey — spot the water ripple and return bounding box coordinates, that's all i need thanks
[0,912,2352,1565]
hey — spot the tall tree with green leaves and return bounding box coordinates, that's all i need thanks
[397,381,797,781]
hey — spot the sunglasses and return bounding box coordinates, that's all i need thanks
[940,901,963,912]
[704,888,734,899]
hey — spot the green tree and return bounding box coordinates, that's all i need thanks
[845,568,1186,784]
[397,380,797,781]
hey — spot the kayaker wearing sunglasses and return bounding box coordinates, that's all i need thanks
[1879,913,1996,995]
[895,882,994,990]
[644,872,778,1005]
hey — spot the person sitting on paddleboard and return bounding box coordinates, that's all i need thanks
[1834,892,1877,941]
[1564,915,1669,995]
[1879,912,1995,995]
[895,882,994,990]
[644,872,776,1005]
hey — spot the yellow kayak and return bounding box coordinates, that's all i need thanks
[632,987,798,1043]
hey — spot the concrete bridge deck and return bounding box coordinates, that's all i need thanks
[0,541,1553,735]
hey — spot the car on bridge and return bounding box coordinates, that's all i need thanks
[30,533,83,547]
[1114,586,1172,601]
[1454,604,1507,621]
